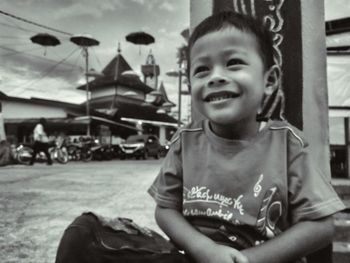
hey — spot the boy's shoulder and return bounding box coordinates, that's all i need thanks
[267,119,307,148]
[170,120,205,145]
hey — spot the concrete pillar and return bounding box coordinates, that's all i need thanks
[300,0,331,180]
[344,118,350,179]
[159,126,166,145]
[0,100,5,141]
[0,114,6,141]
[189,0,331,179]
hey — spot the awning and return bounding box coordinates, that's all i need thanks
[329,107,350,117]
[73,116,141,131]
[121,117,178,127]
[116,102,178,124]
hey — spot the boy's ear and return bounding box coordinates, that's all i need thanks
[264,65,281,95]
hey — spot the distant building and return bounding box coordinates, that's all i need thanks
[0,46,177,145]
[326,17,350,178]
[142,50,160,89]
[0,91,138,144]
[76,47,177,144]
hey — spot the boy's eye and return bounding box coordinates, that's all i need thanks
[227,58,244,67]
[193,66,209,76]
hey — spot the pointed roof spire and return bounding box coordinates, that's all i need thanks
[159,81,175,106]
[145,49,156,65]
[159,81,168,100]
[76,40,154,93]
[117,42,121,54]
[102,51,132,78]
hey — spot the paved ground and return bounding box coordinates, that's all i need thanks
[0,160,163,263]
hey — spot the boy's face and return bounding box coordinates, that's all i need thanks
[189,27,271,135]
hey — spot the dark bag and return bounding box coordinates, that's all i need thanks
[55,212,190,263]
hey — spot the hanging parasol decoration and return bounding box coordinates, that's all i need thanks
[70,34,99,47]
[30,33,61,46]
[125,31,155,54]
[30,33,61,55]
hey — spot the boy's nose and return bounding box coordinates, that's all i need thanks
[206,66,230,87]
[207,75,229,87]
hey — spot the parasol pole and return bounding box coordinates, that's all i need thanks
[178,64,182,128]
[154,61,157,89]
[70,34,99,137]
[111,42,121,110]
[83,46,91,136]
[151,49,158,89]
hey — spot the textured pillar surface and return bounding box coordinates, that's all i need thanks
[300,0,331,179]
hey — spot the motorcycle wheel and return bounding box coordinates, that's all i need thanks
[67,145,77,161]
[155,151,160,159]
[142,151,148,160]
[56,147,69,164]
[93,152,103,161]
[104,149,113,160]
[81,149,93,162]
[17,146,33,165]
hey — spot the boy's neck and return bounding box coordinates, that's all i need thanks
[208,120,262,140]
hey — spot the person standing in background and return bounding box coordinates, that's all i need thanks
[29,118,52,165]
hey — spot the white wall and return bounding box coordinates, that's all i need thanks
[327,55,350,106]
[90,86,115,99]
[327,55,350,146]
[2,101,67,119]
[90,85,145,101]
[116,86,145,100]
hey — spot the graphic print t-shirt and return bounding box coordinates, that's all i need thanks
[148,120,345,244]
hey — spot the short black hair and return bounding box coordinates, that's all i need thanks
[187,11,275,76]
[39,118,47,125]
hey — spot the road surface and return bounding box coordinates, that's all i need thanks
[0,160,163,263]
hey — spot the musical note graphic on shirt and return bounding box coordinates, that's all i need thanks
[254,174,264,197]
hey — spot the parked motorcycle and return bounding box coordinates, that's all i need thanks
[52,137,69,164]
[66,136,93,162]
[14,138,69,165]
[12,144,32,165]
[92,144,115,161]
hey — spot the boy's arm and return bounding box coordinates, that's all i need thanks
[155,205,248,263]
[241,216,334,263]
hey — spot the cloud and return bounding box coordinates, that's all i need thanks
[130,0,145,4]
[0,65,85,103]
[0,45,85,104]
[1,0,124,22]
[0,44,84,82]
[129,0,175,12]
[158,28,167,34]
[325,0,350,20]
[159,2,175,12]
[0,0,190,108]
[91,45,116,57]
[53,0,125,20]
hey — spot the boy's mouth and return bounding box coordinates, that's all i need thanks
[204,91,240,103]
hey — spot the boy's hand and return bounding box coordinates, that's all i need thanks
[194,243,249,263]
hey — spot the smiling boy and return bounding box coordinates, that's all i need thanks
[148,11,345,263]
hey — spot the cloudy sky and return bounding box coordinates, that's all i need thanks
[0,0,349,108]
[0,0,189,104]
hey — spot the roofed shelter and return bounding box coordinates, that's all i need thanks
[0,91,138,144]
[326,17,350,179]
[76,46,177,144]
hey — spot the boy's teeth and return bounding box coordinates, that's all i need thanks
[209,95,231,102]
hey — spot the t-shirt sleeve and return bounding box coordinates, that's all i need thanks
[147,134,183,211]
[288,140,345,224]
